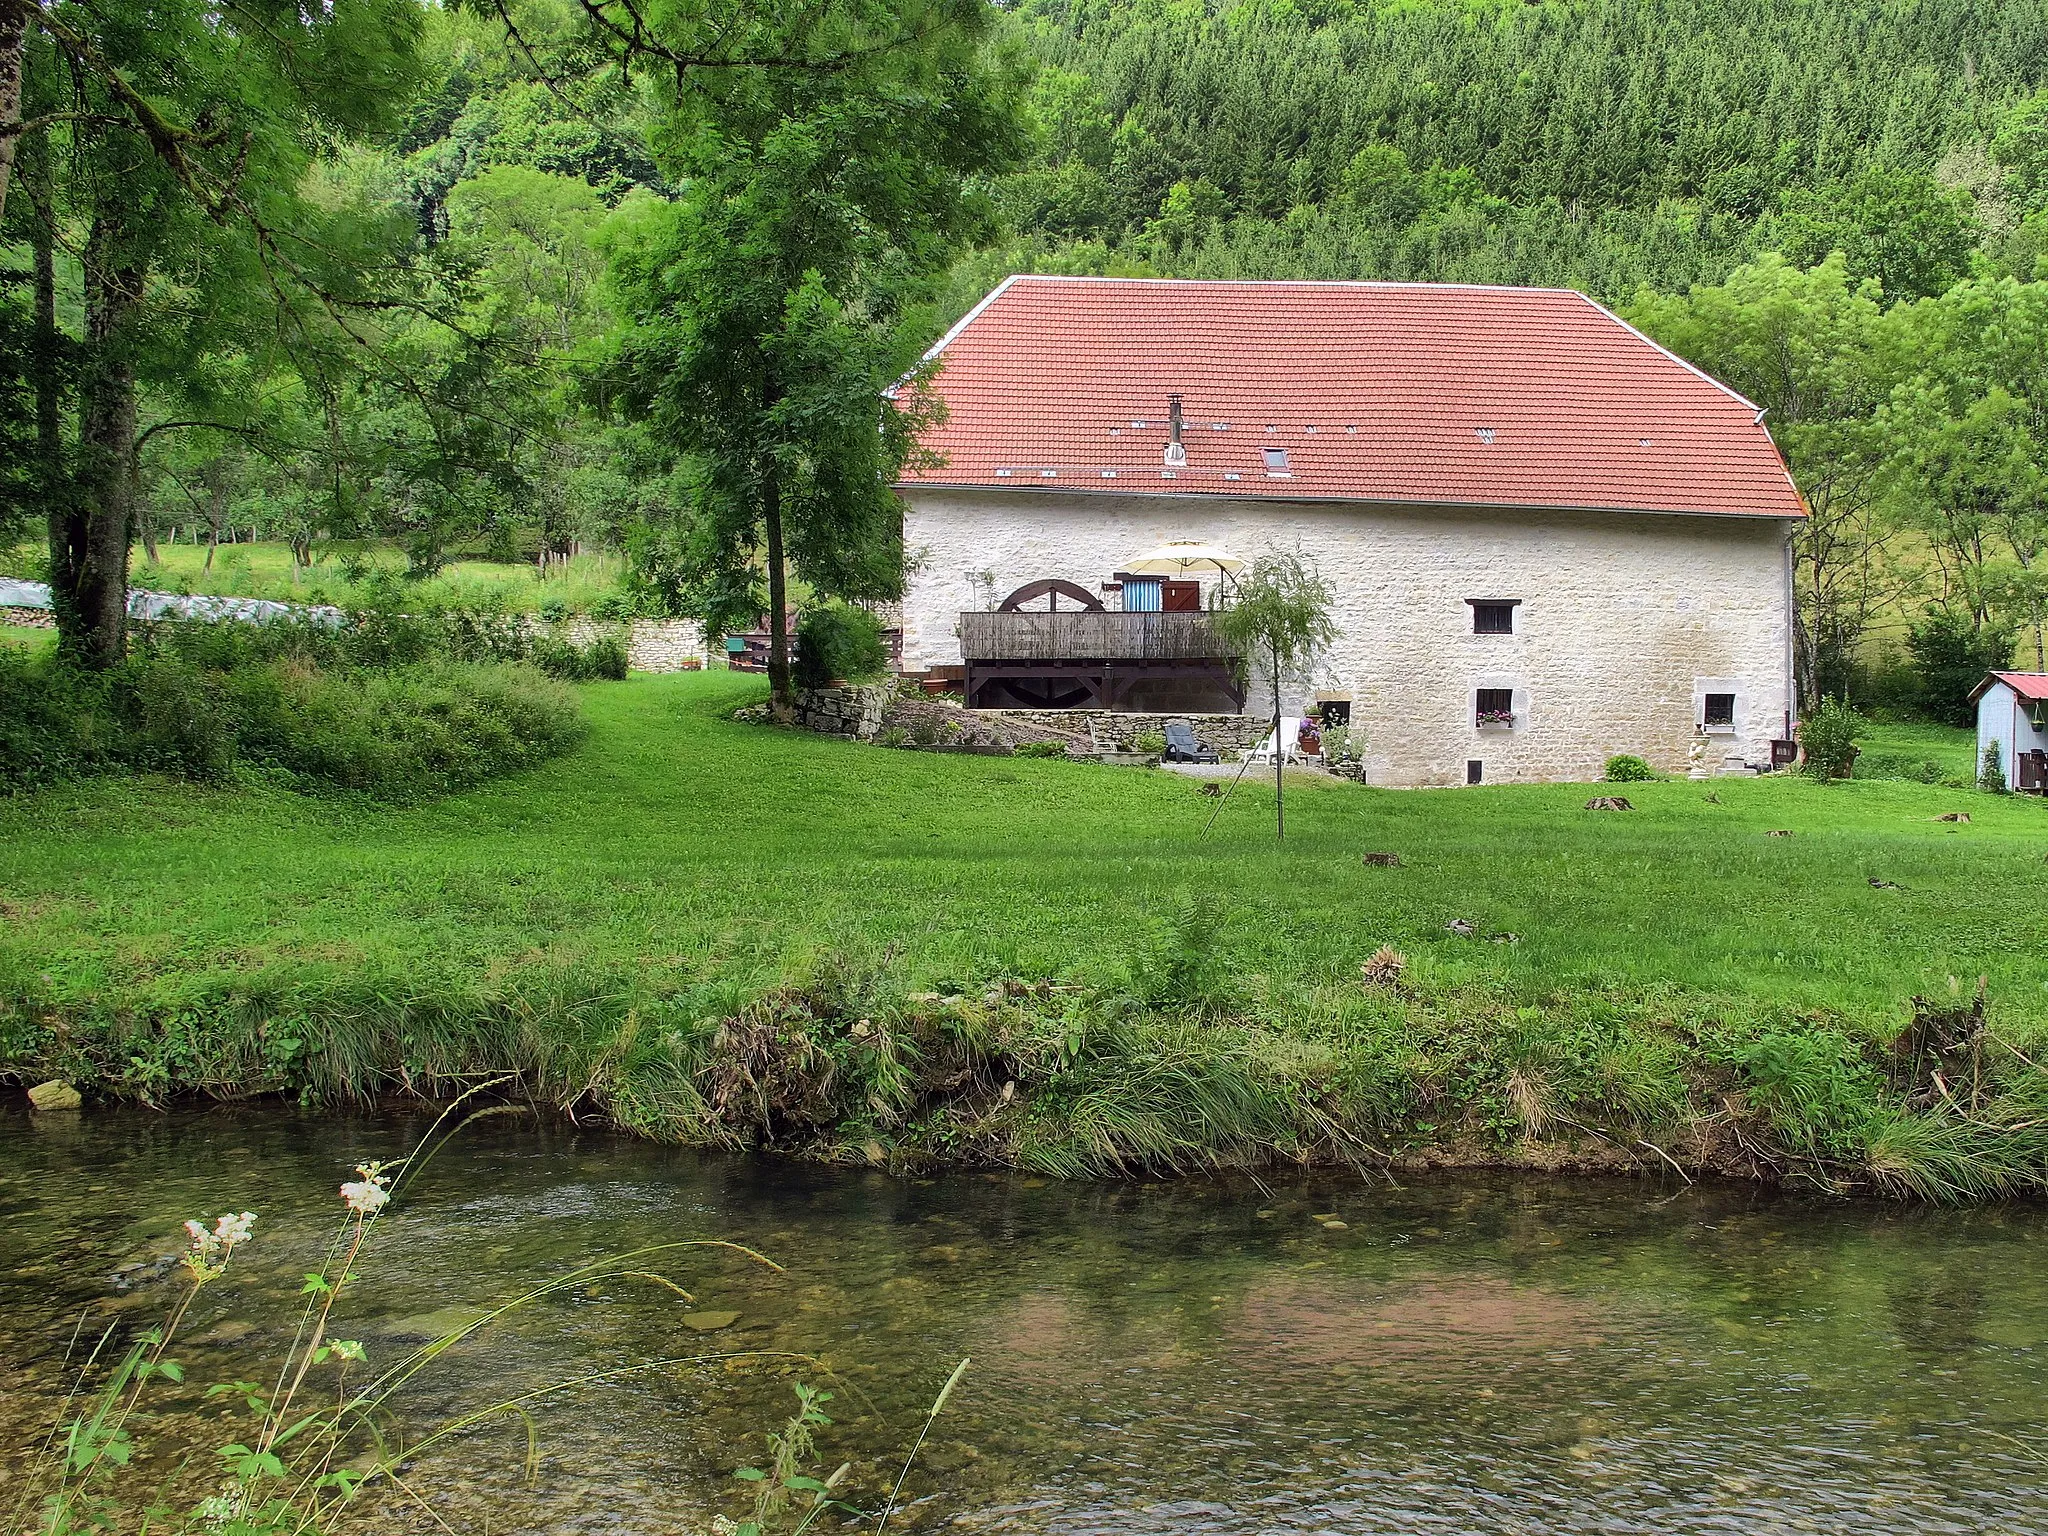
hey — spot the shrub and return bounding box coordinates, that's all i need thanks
[1980,740,2008,793]
[1800,696,1864,778]
[793,604,888,688]
[1906,609,2014,727]
[583,633,630,680]
[1604,753,1655,782]
[0,649,584,799]
[531,632,630,682]
[1013,740,1067,758]
[1130,729,1168,755]
[587,590,639,622]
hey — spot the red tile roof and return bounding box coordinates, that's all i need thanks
[897,276,1805,520]
[1979,671,2048,702]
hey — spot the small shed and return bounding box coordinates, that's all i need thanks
[1970,672,2048,793]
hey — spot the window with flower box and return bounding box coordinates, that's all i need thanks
[1476,688,1515,726]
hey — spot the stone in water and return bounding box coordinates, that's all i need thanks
[682,1310,741,1332]
[29,1081,82,1112]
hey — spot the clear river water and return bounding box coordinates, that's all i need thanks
[1,1105,2043,1534]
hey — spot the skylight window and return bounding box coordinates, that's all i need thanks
[1263,447,1290,474]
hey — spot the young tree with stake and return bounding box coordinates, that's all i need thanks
[1215,552,1337,841]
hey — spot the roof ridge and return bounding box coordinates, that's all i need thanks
[1000,273,1587,297]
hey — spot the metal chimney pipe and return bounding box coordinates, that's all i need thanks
[1164,393,1187,468]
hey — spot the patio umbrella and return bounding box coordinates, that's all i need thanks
[1122,542,1246,598]
[1122,541,1245,577]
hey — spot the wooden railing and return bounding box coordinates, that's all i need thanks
[959,610,1236,661]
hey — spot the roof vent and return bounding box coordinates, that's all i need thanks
[1475,427,1496,445]
[1164,393,1187,469]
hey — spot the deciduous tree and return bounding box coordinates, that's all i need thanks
[593,0,1018,706]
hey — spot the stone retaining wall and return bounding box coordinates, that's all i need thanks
[1,606,54,630]
[794,684,892,739]
[980,709,1270,754]
[557,617,707,674]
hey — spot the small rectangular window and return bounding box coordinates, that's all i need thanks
[1704,692,1736,729]
[1467,759,1484,784]
[1476,688,1514,726]
[1262,447,1289,474]
[1469,599,1518,635]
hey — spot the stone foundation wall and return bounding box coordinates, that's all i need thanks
[981,709,1271,753]
[0,606,54,630]
[794,684,892,739]
[557,617,707,673]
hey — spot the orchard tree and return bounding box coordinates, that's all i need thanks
[592,0,1019,707]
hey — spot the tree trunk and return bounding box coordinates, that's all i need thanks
[0,6,25,228]
[204,458,223,570]
[31,174,76,641]
[1272,637,1284,841]
[763,463,792,709]
[63,220,145,669]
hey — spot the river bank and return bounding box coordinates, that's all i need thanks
[3,673,2046,1200]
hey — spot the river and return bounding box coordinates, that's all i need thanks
[2,1105,2043,1533]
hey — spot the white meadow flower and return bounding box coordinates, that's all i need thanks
[340,1162,391,1216]
[213,1211,257,1248]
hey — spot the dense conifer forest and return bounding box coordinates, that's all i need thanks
[975,0,2048,298]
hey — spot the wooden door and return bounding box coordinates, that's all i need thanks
[1161,579,1201,612]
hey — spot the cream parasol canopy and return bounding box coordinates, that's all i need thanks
[1121,541,1246,581]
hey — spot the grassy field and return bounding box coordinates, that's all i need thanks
[1,540,631,615]
[3,672,2045,1193]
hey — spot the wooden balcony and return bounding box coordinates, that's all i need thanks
[959,610,1235,663]
[958,611,1244,711]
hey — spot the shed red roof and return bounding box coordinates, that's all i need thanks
[898,276,1805,519]
[1976,671,2048,702]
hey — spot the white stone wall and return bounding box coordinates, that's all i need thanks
[900,489,1796,786]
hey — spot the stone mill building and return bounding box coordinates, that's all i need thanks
[892,275,1805,787]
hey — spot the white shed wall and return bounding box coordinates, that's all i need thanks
[900,489,1796,787]
[1977,683,2048,788]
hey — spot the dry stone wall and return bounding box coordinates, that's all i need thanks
[794,685,893,739]
[556,618,706,673]
[983,710,1271,754]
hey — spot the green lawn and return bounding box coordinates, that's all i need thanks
[2,672,2039,1022]
[3,673,2044,1189]
[1861,716,1978,767]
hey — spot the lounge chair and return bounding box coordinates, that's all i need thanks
[1163,721,1219,763]
[1245,718,1302,765]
